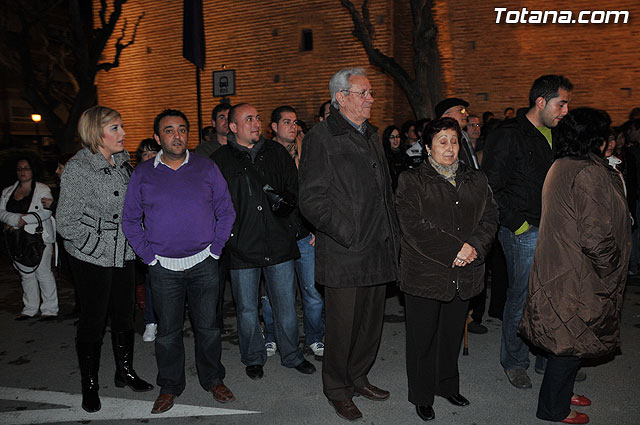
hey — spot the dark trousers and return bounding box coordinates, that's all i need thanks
[148,257,224,395]
[323,284,386,401]
[405,294,469,406]
[469,285,486,323]
[537,353,580,421]
[69,256,135,345]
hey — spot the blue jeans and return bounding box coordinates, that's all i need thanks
[262,235,324,345]
[231,260,304,368]
[147,257,224,395]
[499,225,538,371]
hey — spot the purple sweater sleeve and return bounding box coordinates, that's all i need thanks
[209,163,236,256]
[122,169,156,264]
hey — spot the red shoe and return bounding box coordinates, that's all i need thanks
[561,411,589,424]
[571,394,591,406]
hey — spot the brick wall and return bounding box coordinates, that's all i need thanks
[96,0,398,152]
[433,0,640,124]
[96,0,640,154]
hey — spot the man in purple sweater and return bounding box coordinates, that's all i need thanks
[122,109,236,414]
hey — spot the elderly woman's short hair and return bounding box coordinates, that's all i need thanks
[555,107,612,159]
[422,117,462,148]
[77,106,121,154]
[329,67,366,110]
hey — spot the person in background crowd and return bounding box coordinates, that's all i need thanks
[194,103,232,157]
[403,120,422,169]
[504,107,515,120]
[467,114,482,152]
[132,138,161,342]
[299,67,400,421]
[135,138,159,164]
[629,107,640,121]
[123,109,236,414]
[481,112,496,141]
[482,75,574,390]
[476,118,510,322]
[51,152,78,317]
[264,105,325,358]
[437,97,479,170]
[57,106,153,413]
[0,157,58,321]
[415,118,432,144]
[212,103,316,381]
[519,107,630,425]
[382,124,407,192]
[396,117,498,422]
[318,100,331,122]
[613,126,638,273]
[201,126,215,144]
[622,118,640,275]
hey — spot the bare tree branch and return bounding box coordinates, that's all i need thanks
[99,0,108,28]
[97,12,143,72]
[3,0,143,151]
[342,0,423,114]
[362,0,375,39]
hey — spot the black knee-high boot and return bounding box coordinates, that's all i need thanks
[112,330,154,392]
[76,339,102,412]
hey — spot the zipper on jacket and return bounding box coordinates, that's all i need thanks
[244,172,254,197]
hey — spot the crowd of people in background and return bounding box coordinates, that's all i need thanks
[2,67,639,424]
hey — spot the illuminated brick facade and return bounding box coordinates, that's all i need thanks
[95,0,639,153]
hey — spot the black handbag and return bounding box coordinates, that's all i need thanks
[2,212,46,273]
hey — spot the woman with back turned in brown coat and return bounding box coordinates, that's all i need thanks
[396,117,498,422]
[519,108,631,424]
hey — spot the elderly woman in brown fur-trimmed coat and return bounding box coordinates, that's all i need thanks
[519,108,631,425]
[396,117,498,422]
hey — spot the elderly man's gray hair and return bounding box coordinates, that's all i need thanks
[329,67,367,110]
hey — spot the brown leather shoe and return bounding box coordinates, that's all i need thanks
[328,398,363,421]
[151,393,176,414]
[354,384,390,401]
[211,383,235,403]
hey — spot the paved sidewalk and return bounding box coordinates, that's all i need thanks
[0,255,639,424]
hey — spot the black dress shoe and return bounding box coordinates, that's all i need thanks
[416,405,435,421]
[245,365,264,380]
[445,393,470,406]
[294,359,316,375]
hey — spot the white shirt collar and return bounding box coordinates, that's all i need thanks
[153,149,190,170]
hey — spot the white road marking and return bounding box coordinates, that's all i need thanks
[0,386,258,424]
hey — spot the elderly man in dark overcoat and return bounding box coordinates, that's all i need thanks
[298,67,400,422]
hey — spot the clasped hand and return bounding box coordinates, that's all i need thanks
[452,243,477,268]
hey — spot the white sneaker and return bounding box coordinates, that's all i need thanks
[143,323,157,342]
[265,341,277,357]
[309,341,324,356]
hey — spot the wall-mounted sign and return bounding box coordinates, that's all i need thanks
[213,70,235,97]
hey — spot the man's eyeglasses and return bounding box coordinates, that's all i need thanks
[342,89,375,99]
[16,167,32,172]
[468,123,482,128]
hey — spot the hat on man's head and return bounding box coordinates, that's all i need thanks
[435,98,469,118]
